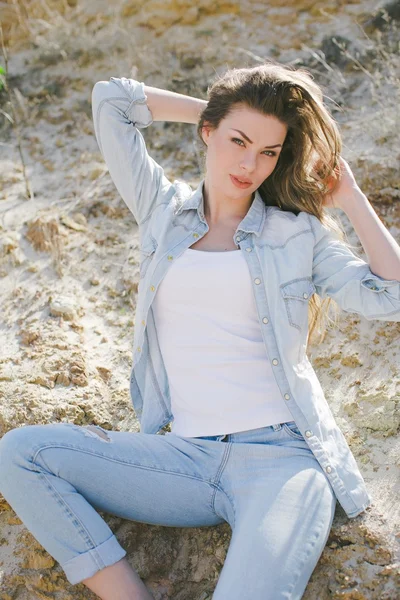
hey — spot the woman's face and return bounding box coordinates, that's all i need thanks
[201,103,288,208]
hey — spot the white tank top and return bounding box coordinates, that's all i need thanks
[152,247,293,437]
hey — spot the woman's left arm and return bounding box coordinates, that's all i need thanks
[323,157,400,282]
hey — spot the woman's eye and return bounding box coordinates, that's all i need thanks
[231,138,276,157]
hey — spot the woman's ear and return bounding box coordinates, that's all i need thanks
[201,123,212,146]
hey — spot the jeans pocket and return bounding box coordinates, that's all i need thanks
[282,421,304,440]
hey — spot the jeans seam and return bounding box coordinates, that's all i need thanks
[211,443,236,527]
[32,452,107,568]
[33,443,225,534]
[32,443,218,485]
[211,482,236,528]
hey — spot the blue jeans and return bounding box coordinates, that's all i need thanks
[0,421,337,598]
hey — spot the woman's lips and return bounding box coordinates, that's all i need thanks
[230,174,252,189]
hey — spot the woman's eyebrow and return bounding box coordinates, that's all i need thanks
[231,128,282,148]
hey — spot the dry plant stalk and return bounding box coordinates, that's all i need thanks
[0,21,34,201]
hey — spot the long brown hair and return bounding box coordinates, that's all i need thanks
[196,60,356,344]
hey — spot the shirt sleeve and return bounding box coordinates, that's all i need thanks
[308,214,400,321]
[91,76,175,226]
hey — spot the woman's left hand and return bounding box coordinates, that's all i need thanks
[319,156,361,210]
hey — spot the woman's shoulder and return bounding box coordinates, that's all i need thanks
[263,206,319,242]
[266,209,339,251]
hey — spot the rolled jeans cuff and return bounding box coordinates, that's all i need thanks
[61,534,127,585]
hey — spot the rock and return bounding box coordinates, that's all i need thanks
[55,372,70,386]
[49,296,77,320]
[0,234,19,257]
[22,550,55,570]
[60,214,87,232]
[69,357,88,386]
[96,365,112,382]
[70,373,87,386]
[27,374,55,389]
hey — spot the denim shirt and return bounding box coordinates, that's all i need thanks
[92,77,400,519]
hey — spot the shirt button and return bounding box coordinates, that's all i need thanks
[246,247,252,252]
[284,393,290,400]
[167,255,173,260]
[272,359,279,366]
[326,466,332,474]
[137,347,141,352]
[141,320,146,326]
[305,430,312,438]
[193,233,199,239]
[254,278,261,285]
[236,236,241,242]
[262,317,269,324]
[303,292,308,299]
[150,285,155,292]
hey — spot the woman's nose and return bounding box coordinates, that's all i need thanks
[239,154,257,172]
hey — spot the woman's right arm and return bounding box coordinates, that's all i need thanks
[143,85,207,124]
[91,77,207,227]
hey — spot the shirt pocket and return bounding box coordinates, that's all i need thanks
[139,237,158,279]
[280,278,316,331]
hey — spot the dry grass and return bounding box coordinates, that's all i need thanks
[0,21,34,200]
[1,0,78,49]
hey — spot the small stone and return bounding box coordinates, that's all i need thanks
[70,373,88,387]
[73,212,87,226]
[55,372,71,386]
[49,296,77,320]
[27,374,55,389]
[60,214,88,232]
[96,366,112,383]
[0,234,19,257]
[22,550,55,570]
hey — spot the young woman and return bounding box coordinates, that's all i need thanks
[0,61,399,600]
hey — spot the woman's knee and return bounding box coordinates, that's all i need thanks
[0,423,70,477]
[0,424,44,467]
[0,425,38,495]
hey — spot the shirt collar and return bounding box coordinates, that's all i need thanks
[175,178,266,237]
